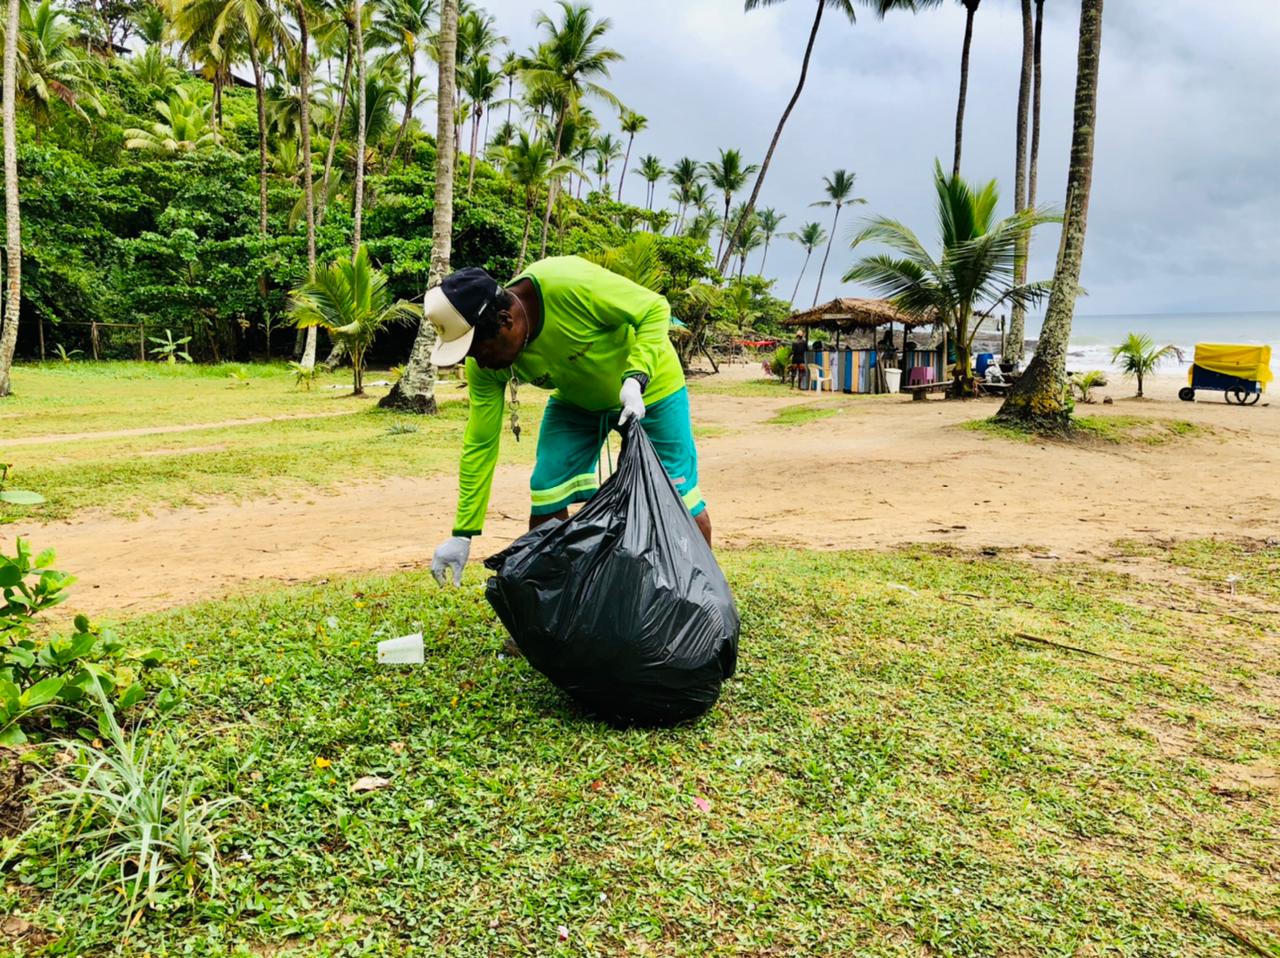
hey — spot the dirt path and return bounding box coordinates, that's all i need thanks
[0,411,353,448]
[6,371,1279,618]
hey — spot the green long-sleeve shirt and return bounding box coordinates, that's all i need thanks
[452,256,685,537]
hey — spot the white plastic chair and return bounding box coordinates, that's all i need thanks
[807,363,832,392]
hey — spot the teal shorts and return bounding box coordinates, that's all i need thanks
[530,387,705,518]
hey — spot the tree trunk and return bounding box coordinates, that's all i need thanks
[352,0,366,251]
[467,103,480,194]
[387,49,415,167]
[759,237,770,277]
[378,0,457,414]
[1008,0,1033,365]
[320,37,353,217]
[716,0,824,277]
[791,250,811,306]
[0,0,23,397]
[250,41,270,237]
[997,0,1104,429]
[517,195,532,270]
[617,131,634,203]
[952,0,979,180]
[298,4,319,368]
[812,204,841,307]
[538,107,568,258]
[716,196,730,263]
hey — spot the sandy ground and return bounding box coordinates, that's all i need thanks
[6,368,1279,617]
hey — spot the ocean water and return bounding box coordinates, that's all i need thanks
[1026,311,1279,375]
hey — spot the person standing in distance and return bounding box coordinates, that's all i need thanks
[426,256,710,586]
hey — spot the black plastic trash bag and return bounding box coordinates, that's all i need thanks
[484,422,739,725]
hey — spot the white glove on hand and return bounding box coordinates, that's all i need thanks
[431,535,471,587]
[618,377,646,426]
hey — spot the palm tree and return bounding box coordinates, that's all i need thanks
[592,131,621,194]
[788,221,825,305]
[1008,0,1032,363]
[810,168,864,306]
[174,0,290,237]
[1110,334,1181,399]
[497,132,579,268]
[1008,0,1044,365]
[461,55,502,194]
[290,247,420,395]
[4,0,102,131]
[124,89,222,152]
[295,0,320,368]
[846,162,1057,397]
[119,44,185,96]
[521,0,622,256]
[667,156,700,230]
[718,0,926,278]
[499,48,520,126]
[616,108,646,202]
[0,0,21,396]
[373,0,434,167]
[756,207,784,275]
[635,153,663,210]
[998,0,1104,427]
[350,0,367,250]
[378,0,456,413]
[951,0,979,178]
[734,213,763,279]
[704,148,758,264]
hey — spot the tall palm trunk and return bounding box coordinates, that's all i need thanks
[387,48,415,167]
[249,41,270,237]
[320,36,353,214]
[538,107,568,258]
[717,0,824,277]
[517,192,534,270]
[998,0,1104,429]
[790,250,812,306]
[716,196,730,262]
[1008,0,1032,364]
[0,0,21,397]
[352,0,366,250]
[616,131,634,203]
[467,104,481,194]
[952,0,979,179]
[1029,0,1044,212]
[812,203,841,307]
[378,0,456,413]
[298,3,319,368]
[759,236,771,276]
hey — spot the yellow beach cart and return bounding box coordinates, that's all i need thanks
[1178,343,1273,405]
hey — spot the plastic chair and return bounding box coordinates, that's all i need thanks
[807,363,832,392]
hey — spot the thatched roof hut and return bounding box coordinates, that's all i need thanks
[783,298,935,331]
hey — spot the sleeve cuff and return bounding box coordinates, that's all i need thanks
[623,372,650,394]
[452,529,480,538]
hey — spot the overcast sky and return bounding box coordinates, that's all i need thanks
[467,0,1280,318]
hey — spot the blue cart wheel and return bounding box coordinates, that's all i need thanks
[1178,387,1195,402]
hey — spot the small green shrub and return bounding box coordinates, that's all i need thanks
[1070,370,1108,403]
[770,345,790,381]
[23,687,234,917]
[1,540,169,745]
[288,360,327,391]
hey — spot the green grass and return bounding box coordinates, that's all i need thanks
[965,414,1209,446]
[687,373,793,397]
[4,547,1277,955]
[0,363,528,522]
[765,404,842,427]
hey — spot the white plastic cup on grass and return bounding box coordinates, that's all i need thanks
[377,632,424,665]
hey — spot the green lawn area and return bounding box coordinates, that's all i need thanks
[0,363,751,522]
[4,545,1277,956]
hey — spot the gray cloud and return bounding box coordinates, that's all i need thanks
[464,0,1280,316]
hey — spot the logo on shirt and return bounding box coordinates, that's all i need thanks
[566,343,593,363]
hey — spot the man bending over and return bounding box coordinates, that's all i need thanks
[426,256,710,586]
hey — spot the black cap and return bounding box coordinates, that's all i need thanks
[441,267,502,326]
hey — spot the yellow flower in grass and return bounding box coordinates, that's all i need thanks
[262,676,275,685]
[315,757,332,769]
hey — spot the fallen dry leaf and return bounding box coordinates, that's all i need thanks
[351,775,392,793]
[389,741,406,755]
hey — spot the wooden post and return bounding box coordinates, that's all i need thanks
[37,315,45,361]
[139,324,146,361]
[90,321,100,360]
